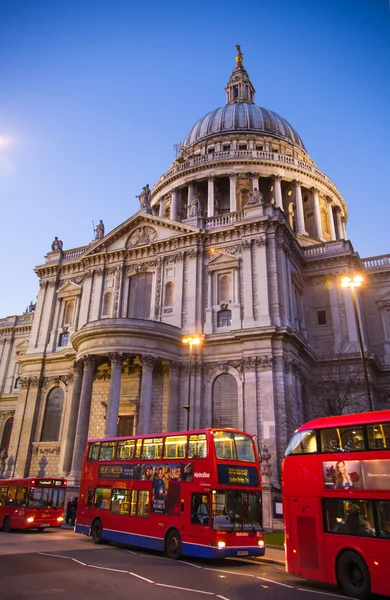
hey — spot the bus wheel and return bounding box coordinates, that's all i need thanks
[91,519,104,544]
[165,529,182,560]
[337,550,371,599]
[2,516,11,533]
[37,527,45,532]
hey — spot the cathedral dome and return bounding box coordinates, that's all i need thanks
[182,103,306,151]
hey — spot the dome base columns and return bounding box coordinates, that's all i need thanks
[274,175,283,211]
[207,177,215,218]
[311,188,325,241]
[170,188,178,221]
[334,206,344,240]
[105,354,125,437]
[294,181,308,236]
[327,197,337,241]
[137,355,155,435]
[229,174,237,213]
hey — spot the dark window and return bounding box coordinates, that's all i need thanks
[191,492,210,525]
[217,310,232,327]
[128,273,153,319]
[88,442,100,461]
[317,310,327,326]
[238,144,247,151]
[323,499,376,537]
[1,417,14,452]
[59,332,69,346]
[320,426,365,453]
[233,86,239,98]
[14,378,20,389]
[222,144,230,152]
[256,145,263,151]
[40,387,64,442]
[367,422,390,450]
[117,416,134,437]
[208,147,215,154]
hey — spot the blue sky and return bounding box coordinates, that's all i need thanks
[0,0,389,317]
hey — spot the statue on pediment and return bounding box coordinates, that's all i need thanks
[188,193,201,218]
[247,187,263,205]
[136,184,152,214]
[127,226,158,248]
[51,237,63,251]
[94,220,105,239]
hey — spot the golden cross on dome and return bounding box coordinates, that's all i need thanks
[235,44,243,67]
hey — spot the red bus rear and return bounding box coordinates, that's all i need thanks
[0,477,67,532]
[75,428,265,559]
[283,410,390,599]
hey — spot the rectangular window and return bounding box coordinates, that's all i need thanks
[137,490,149,517]
[222,144,230,152]
[0,487,7,506]
[188,434,207,458]
[378,501,390,538]
[7,486,28,506]
[117,416,134,437]
[317,310,327,326]
[233,86,239,98]
[208,147,215,154]
[163,435,187,459]
[135,439,142,459]
[191,492,210,525]
[141,438,163,460]
[116,439,135,460]
[238,144,247,151]
[130,490,137,516]
[88,442,100,461]
[128,273,153,319]
[99,441,116,461]
[320,426,365,453]
[94,487,112,510]
[367,422,390,450]
[111,489,131,516]
[323,499,376,537]
[58,332,69,347]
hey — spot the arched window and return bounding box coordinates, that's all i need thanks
[164,281,174,306]
[64,301,74,325]
[217,310,232,327]
[40,387,64,442]
[218,274,231,304]
[14,377,20,389]
[128,273,153,319]
[0,417,14,452]
[103,291,113,316]
[212,374,238,428]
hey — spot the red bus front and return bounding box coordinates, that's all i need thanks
[75,429,265,559]
[0,477,66,532]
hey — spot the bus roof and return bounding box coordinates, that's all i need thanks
[297,409,390,431]
[87,428,255,444]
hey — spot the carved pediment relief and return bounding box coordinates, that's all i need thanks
[207,251,239,272]
[57,281,82,299]
[126,226,158,249]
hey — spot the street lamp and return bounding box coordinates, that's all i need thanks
[182,335,201,430]
[340,274,374,411]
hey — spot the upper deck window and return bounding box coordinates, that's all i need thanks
[320,426,364,453]
[367,422,390,450]
[163,435,187,459]
[141,438,163,460]
[116,439,135,460]
[99,441,116,461]
[188,434,207,459]
[88,442,100,461]
[214,431,255,462]
[285,429,317,456]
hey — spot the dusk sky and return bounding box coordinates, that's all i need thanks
[0,0,389,318]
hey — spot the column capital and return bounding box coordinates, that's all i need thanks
[141,354,156,369]
[207,175,214,182]
[229,172,237,179]
[310,186,319,194]
[333,204,341,213]
[274,174,282,182]
[108,353,125,368]
[83,355,97,369]
[73,359,84,375]
[293,179,302,187]
[326,196,333,205]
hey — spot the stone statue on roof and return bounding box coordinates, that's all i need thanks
[136,184,152,213]
[51,237,63,251]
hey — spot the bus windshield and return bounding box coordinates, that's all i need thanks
[212,490,262,531]
[28,486,65,509]
[213,431,256,462]
[285,429,317,455]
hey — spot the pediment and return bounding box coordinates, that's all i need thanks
[57,281,82,298]
[376,289,390,307]
[83,212,200,256]
[15,339,29,355]
[207,251,239,271]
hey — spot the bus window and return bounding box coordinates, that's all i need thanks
[88,442,100,461]
[130,490,137,516]
[324,499,376,537]
[191,493,210,525]
[142,438,163,460]
[234,433,255,462]
[94,487,111,509]
[117,439,135,460]
[368,423,390,450]
[137,490,149,517]
[214,431,234,459]
[135,439,142,459]
[164,435,187,459]
[99,441,116,461]
[111,489,131,515]
[378,501,390,538]
[285,429,317,455]
[321,426,364,453]
[188,434,207,458]
[87,488,94,507]
[0,487,7,506]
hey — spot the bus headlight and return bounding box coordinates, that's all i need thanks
[217,541,226,548]
[57,516,64,522]
[258,540,264,547]
[27,517,34,523]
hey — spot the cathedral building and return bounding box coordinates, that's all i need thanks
[1,48,389,491]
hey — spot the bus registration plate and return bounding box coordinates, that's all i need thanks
[237,550,249,556]
[40,524,50,527]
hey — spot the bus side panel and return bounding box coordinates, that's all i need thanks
[289,497,326,582]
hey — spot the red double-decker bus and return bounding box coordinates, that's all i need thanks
[0,477,67,532]
[75,428,265,559]
[283,409,390,599]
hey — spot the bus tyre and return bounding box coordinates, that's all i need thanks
[37,527,45,532]
[165,529,182,560]
[2,516,11,533]
[337,550,371,600]
[91,519,103,544]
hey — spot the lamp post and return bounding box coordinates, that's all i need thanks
[182,336,201,430]
[340,275,374,411]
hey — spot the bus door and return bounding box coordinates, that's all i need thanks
[188,492,211,544]
[289,496,326,581]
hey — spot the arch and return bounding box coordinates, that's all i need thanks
[164,281,174,306]
[64,301,75,325]
[103,291,113,316]
[212,373,239,429]
[40,386,64,442]
[0,417,14,452]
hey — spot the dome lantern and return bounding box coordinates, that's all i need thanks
[225,44,255,105]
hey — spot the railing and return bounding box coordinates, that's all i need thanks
[362,255,390,270]
[0,313,34,327]
[303,240,352,258]
[205,211,245,229]
[153,149,337,191]
[62,246,89,261]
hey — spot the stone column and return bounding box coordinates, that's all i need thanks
[293,180,307,235]
[334,206,343,240]
[137,355,155,434]
[260,446,273,530]
[170,188,178,221]
[327,197,337,240]
[187,183,194,218]
[251,173,259,192]
[61,360,84,476]
[311,187,324,241]
[167,362,180,431]
[68,355,96,484]
[105,354,124,437]
[159,197,165,217]
[207,176,214,218]
[205,270,213,334]
[229,173,237,213]
[274,175,283,210]
[242,239,255,327]
[341,216,347,240]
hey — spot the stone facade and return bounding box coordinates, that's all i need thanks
[1,50,390,496]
